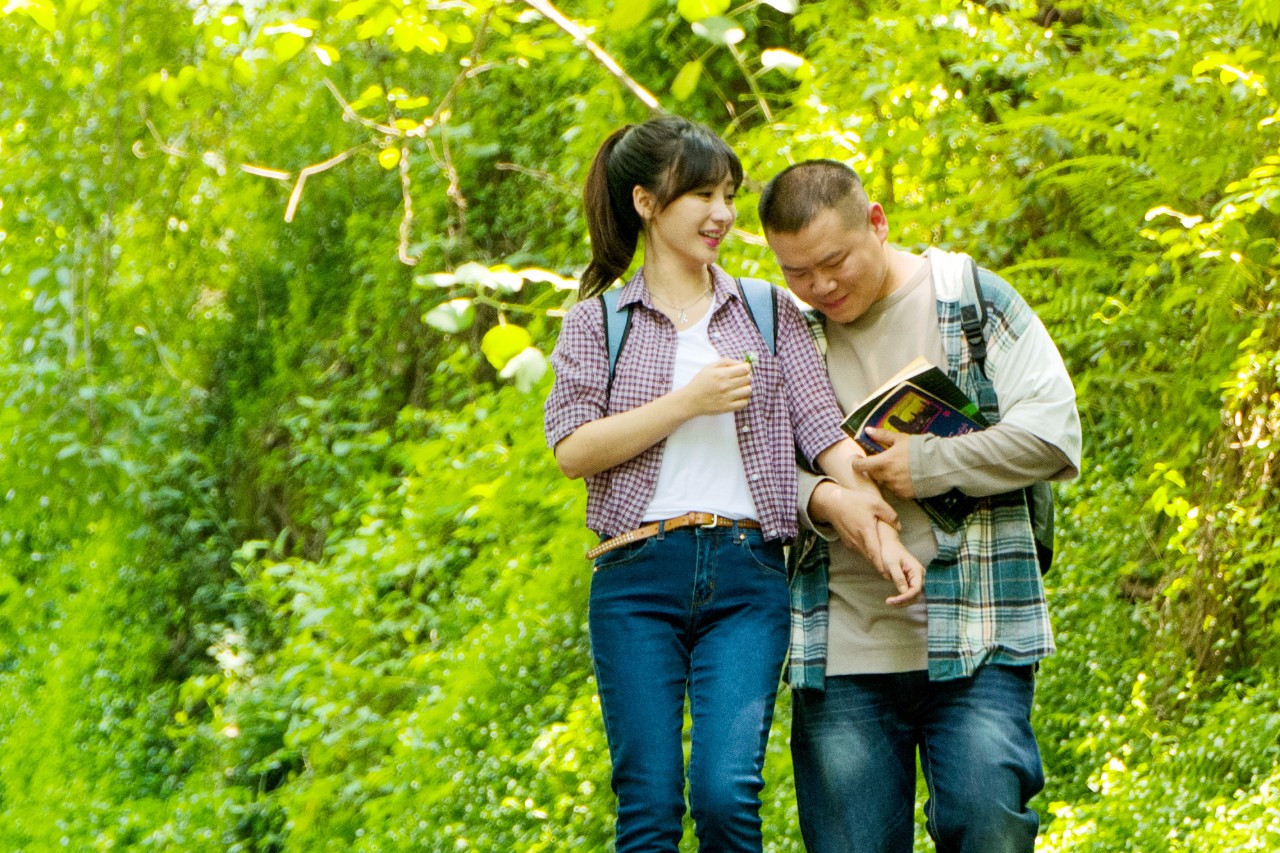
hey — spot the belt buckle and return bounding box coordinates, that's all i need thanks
[699,513,721,529]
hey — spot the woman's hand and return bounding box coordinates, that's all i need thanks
[678,358,752,416]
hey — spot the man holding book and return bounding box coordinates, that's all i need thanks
[758,160,1081,853]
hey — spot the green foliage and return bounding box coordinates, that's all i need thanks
[2,0,1279,850]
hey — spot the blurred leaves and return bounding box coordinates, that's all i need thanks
[0,0,1278,850]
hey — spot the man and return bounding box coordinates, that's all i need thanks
[758,160,1081,853]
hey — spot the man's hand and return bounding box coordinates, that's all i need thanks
[809,480,898,573]
[850,428,916,498]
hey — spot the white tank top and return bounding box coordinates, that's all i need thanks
[643,307,758,522]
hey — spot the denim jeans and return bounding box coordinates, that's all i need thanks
[589,523,790,852]
[791,665,1043,853]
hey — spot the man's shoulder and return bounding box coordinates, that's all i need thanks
[973,266,1030,312]
[925,247,1037,322]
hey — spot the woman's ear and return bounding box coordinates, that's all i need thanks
[632,185,655,222]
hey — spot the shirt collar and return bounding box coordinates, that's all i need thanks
[616,264,739,310]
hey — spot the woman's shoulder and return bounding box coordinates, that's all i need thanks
[562,294,607,327]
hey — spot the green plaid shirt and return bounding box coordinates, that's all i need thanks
[788,258,1057,687]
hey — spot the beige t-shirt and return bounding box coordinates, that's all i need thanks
[799,258,1072,675]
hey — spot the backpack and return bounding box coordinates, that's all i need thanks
[960,259,1056,575]
[600,277,778,398]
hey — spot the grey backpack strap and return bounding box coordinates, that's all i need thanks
[735,277,778,355]
[600,289,633,400]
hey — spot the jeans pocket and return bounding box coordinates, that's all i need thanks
[741,536,786,577]
[592,537,656,574]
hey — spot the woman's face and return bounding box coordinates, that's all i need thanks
[634,175,738,271]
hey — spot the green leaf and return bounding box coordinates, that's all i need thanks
[335,0,380,22]
[273,33,307,63]
[677,0,730,23]
[515,268,577,290]
[312,44,340,67]
[231,56,255,85]
[349,84,385,111]
[14,0,57,32]
[355,5,396,39]
[761,48,805,76]
[499,347,549,392]
[392,20,449,54]
[691,16,745,46]
[671,60,702,101]
[608,0,654,30]
[378,148,401,170]
[481,324,533,370]
[453,262,497,289]
[443,22,473,43]
[423,299,476,333]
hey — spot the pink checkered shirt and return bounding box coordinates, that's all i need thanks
[544,265,847,541]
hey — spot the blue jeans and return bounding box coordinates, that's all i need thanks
[589,523,790,852]
[791,665,1043,853]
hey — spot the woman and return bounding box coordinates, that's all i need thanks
[543,115,920,851]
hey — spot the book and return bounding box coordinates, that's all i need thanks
[841,356,989,533]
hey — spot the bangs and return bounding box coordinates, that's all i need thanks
[654,129,744,207]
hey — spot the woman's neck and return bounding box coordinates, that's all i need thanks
[642,254,714,302]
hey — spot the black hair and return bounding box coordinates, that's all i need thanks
[580,115,744,299]
[758,159,869,234]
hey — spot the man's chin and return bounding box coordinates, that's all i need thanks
[820,298,859,323]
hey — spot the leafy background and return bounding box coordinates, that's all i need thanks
[2,0,1278,850]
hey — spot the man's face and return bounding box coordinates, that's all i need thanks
[766,205,892,325]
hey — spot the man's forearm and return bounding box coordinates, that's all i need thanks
[910,424,1074,498]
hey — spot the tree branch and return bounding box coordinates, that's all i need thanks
[522,0,662,113]
[284,147,360,222]
[398,144,417,266]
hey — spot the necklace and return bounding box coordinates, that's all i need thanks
[651,284,713,325]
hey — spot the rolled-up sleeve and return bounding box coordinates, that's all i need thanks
[775,295,847,467]
[545,299,609,450]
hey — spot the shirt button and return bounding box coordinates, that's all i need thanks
[750,474,761,482]
[740,425,750,434]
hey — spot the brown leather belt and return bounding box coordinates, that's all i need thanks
[586,512,762,561]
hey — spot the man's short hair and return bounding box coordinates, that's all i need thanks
[758,159,870,234]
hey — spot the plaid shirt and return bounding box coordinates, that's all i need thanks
[789,254,1059,686]
[545,265,846,541]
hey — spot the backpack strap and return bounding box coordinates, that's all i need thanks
[802,309,828,360]
[956,256,1055,574]
[959,258,987,376]
[600,289,634,400]
[735,277,778,356]
[601,277,776,402]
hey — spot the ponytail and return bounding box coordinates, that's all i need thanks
[580,126,640,300]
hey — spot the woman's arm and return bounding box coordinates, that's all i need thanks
[815,437,924,603]
[555,358,753,479]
